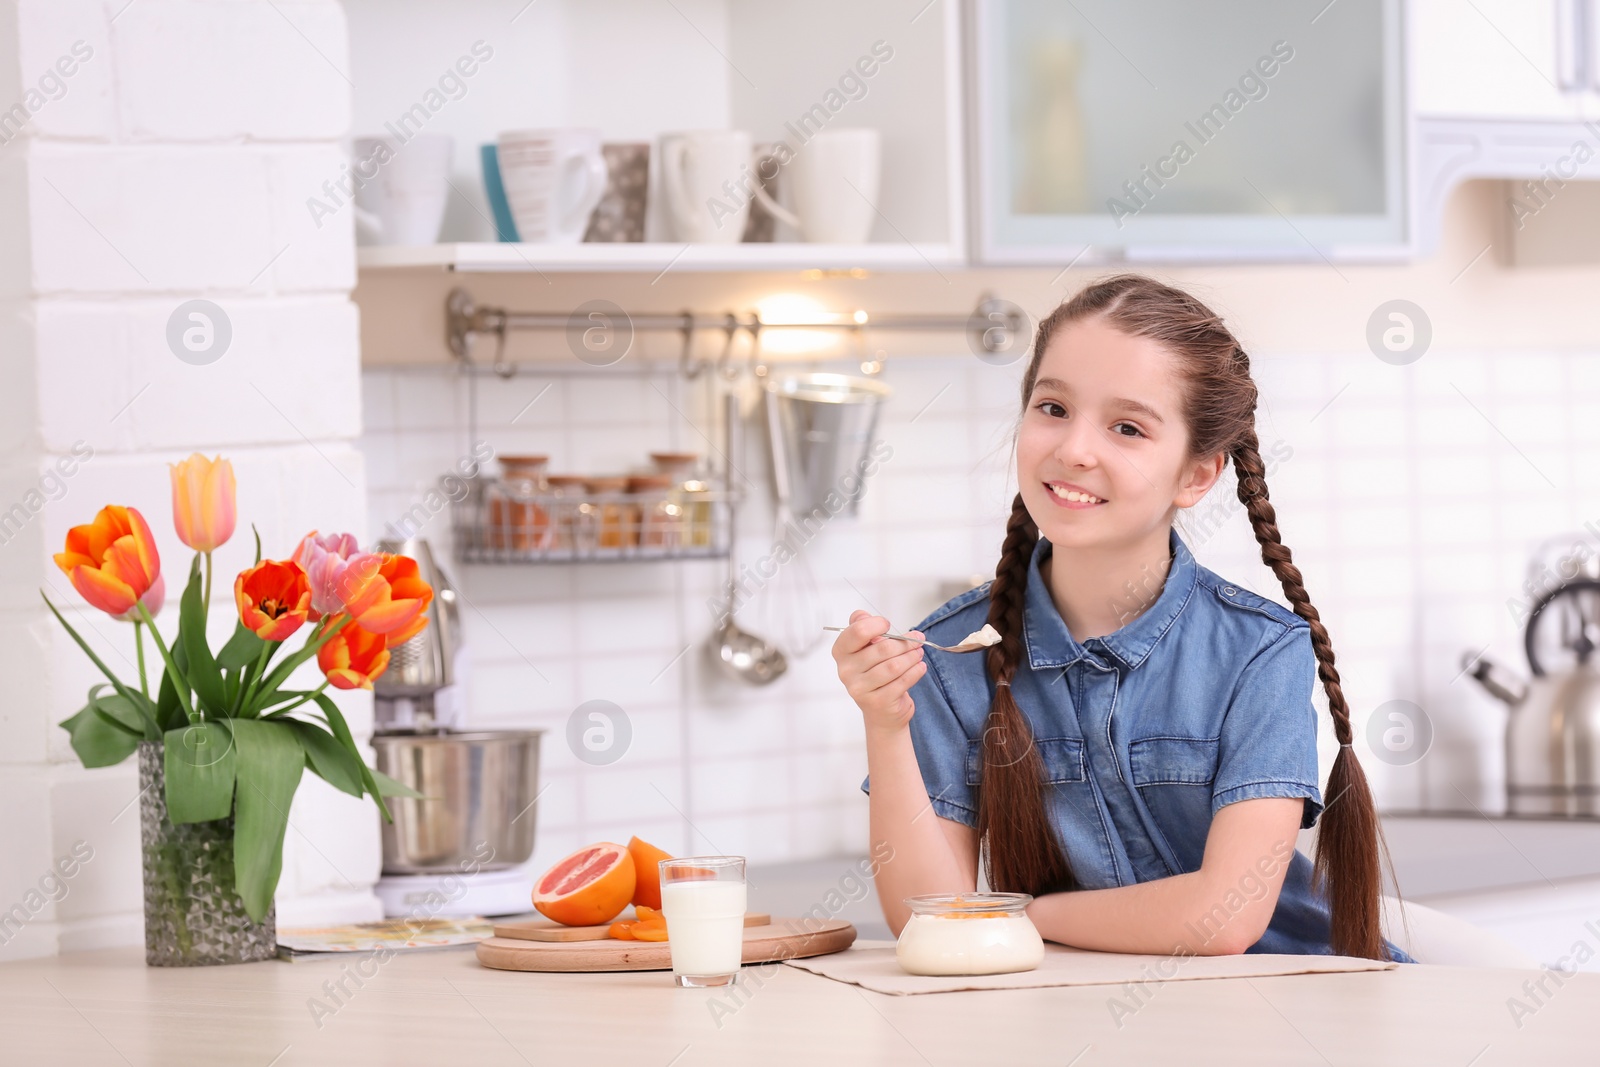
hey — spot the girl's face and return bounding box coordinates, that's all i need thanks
[1016,316,1224,552]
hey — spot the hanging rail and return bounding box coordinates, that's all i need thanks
[444,287,1029,377]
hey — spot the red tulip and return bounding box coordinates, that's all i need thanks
[234,560,312,642]
[338,553,433,638]
[53,506,162,617]
[317,623,391,690]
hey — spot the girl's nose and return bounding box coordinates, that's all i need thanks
[1054,410,1100,468]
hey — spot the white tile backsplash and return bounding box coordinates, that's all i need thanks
[359,347,1600,874]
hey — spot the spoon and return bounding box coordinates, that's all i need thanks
[711,389,787,685]
[822,624,999,654]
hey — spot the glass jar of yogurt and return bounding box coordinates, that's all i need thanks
[895,893,1045,976]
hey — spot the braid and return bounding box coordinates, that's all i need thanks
[976,493,1076,896]
[1232,427,1389,960]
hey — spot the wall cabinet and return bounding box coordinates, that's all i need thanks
[1410,0,1595,120]
[967,0,1407,263]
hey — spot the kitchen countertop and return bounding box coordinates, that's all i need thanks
[3,942,1595,1064]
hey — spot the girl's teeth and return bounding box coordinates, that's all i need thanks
[1049,485,1101,503]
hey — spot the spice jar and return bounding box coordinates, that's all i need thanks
[490,454,549,552]
[895,893,1044,976]
[544,474,589,552]
[628,473,682,549]
[651,452,708,548]
[585,476,634,549]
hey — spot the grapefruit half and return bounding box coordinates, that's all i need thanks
[532,842,636,926]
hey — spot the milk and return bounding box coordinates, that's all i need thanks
[660,879,747,976]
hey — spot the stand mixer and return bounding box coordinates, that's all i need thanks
[370,537,545,917]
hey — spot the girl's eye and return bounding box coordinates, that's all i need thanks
[1036,400,1067,418]
[1112,422,1144,438]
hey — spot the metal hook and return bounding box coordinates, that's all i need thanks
[679,311,707,379]
[490,318,514,379]
[717,313,743,380]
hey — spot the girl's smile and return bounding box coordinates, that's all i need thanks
[1042,480,1106,508]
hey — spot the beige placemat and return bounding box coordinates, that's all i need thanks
[782,939,1398,995]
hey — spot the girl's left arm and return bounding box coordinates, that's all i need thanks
[1024,797,1303,955]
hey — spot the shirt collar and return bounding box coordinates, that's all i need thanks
[1022,528,1198,672]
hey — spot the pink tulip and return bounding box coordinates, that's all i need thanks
[170,454,237,553]
[291,531,365,619]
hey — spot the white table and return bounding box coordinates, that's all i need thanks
[1,941,1593,1065]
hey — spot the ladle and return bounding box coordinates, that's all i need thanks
[711,386,787,685]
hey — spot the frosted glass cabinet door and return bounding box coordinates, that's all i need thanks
[971,0,1406,262]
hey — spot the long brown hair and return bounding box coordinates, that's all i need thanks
[978,274,1389,960]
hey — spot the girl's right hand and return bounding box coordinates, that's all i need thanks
[831,609,927,732]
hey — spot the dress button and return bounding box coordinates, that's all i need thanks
[1222,586,1237,596]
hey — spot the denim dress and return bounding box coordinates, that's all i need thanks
[861,529,1414,962]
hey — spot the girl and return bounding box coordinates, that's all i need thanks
[833,275,1410,962]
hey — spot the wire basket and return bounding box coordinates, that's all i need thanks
[452,479,735,563]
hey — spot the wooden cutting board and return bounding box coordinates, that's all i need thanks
[493,911,772,943]
[476,916,856,972]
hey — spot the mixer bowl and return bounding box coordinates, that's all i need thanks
[372,730,544,874]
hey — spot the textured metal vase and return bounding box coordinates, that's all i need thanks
[138,741,277,966]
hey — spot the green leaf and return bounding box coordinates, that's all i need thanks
[41,593,151,729]
[179,557,227,715]
[288,720,363,798]
[217,622,266,671]
[59,688,140,768]
[312,693,392,823]
[163,721,237,824]
[93,689,159,738]
[230,719,304,923]
[155,634,191,733]
[371,768,423,800]
[252,524,262,566]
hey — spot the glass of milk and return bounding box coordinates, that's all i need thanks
[659,855,747,987]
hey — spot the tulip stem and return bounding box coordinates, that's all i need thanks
[264,681,330,718]
[202,552,212,629]
[136,602,195,722]
[134,620,149,699]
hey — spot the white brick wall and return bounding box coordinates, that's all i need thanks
[358,345,1600,884]
[0,0,376,963]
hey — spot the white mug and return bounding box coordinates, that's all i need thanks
[658,130,755,244]
[753,128,881,244]
[497,128,608,244]
[352,134,454,246]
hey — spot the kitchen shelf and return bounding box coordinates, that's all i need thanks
[450,484,733,565]
[357,242,965,274]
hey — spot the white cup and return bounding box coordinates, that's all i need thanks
[753,128,881,244]
[352,134,454,246]
[658,130,757,244]
[497,128,609,245]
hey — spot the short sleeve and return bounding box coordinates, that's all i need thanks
[859,655,980,828]
[1213,625,1324,829]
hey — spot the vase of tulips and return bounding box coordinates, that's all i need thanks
[49,455,431,967]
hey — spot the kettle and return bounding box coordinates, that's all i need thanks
[1465,578,1600,816]
[374,536,461,733]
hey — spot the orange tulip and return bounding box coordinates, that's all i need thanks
[53,506,162,617]
[170,454,236,552]
[234,560,312,642]
[114,572,166,623]
[317,622,391,690]
[338,553,433,639]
